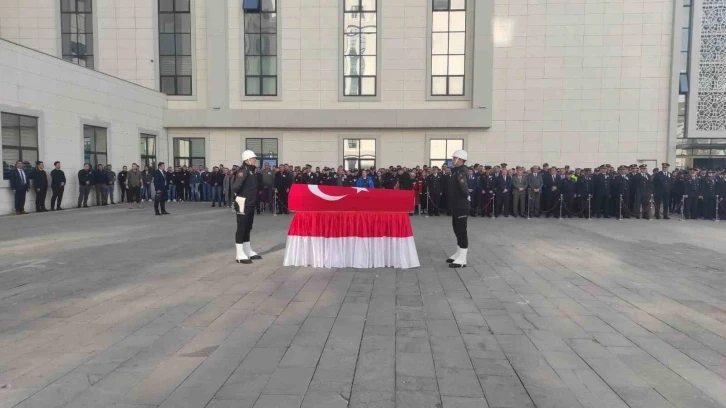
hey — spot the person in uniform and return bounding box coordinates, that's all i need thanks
[653,163,672,219]
[684,168,699,219]
[593,166,611,218]
[479,166,495,217]
[526,166,543,217]
[701,170,717,220]
[426,167,443,216]
[717,169,726,219]
[633,164,651,219]
[613,166,631,218]
[562,171,577,218]
[495,167,513,217]
[233,150,262,264]
[445,150,471,268]
[576,168,594,218]
[274,164,293,214]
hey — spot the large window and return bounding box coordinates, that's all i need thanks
[246,138,278,167]
[431,0,466,96]
[243,0,278,96]
[173,138,205,167]
[343,0,377,96]
[140,134,157,168]
[2,113,39,180]
[159,0,192,95]
[678,0,693,139]
[343,138,376,170]
[429,139,463,168]
[83,125,107,167]
[60,0,94,69]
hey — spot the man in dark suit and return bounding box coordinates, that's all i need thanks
[32,161,49,212]
[495,169,513,217]
[526,166,543,217]
[153,162,170,215]
[50,161,66,211]
[632,164,652,220]
[9,160,30,215]
[543,167,561,218]
[613,166,631,219]
[594,167,612,218]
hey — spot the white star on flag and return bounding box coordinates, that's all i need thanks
[353,188,369,193]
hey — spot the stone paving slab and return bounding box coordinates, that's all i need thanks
[0,203,725,407]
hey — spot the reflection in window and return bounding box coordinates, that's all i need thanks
[343,138,376,170]
[246,138,278,167]
[343,0,377,96]
[244,0,277,96]
[679,0,692,138]
[83,125,107,167]
[429,139,463,168]
[61,0,94,69]
[2,113,39,180]
[159,0,192,95]
[431,0,466,96]
[140,134,157,168]
[173,138,205,167]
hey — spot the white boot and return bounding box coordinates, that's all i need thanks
[449,248,467,268]
[236,244,251,264]
[243,242,262,260]
[446,247,460,264]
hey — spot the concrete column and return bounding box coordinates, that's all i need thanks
[206,0,229,110]
[471,0,493,123]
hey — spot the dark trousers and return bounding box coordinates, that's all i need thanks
[580,195,593,218]
[655,193,669,218]
[704,197,717,220]
[685,196,699,219]
[51,186,64,209]
[634,192,648,218]
[595,195,609,217]
[235,207,255,244]
[35,187,47,211]
[428,193,441,215]
[128,186,141,203]
[512,192,525,216]
[78,185,91,207]
[480,192,493,215]
[564,194,575,216]
[617,194,630,218]
[528,191,541,216]
[496,190,511,216]
[451,209,468,249]
[120,186,127,203]
[545,192,559,216]
[14,189,27,212]
[154,190,168,214]
[277,190,289,213]
[95,185,107,205]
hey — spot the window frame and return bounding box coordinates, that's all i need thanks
[426,0,472,100]
[342,138,376,171]
[241,0,282,100]
[83,125,108,168]
[245,137,279,167]
[157,0,194,97]
[340,0,380,100]
[140,133,157,169]
[428,138,464,168]
[173,137,205,167]
[1,112,40,181]
[59,0,95,69]
[242,0,278,97]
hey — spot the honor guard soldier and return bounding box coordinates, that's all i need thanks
[632,164,651,219]
[446,150,471,268]
[613,166,631,218]
[653,163,672,219]
[233,150,262,264]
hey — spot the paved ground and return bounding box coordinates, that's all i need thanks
[0,203,726,408]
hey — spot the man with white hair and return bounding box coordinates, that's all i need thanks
[446,150,471,268]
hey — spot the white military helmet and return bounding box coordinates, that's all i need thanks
[452,149,468,162]
[241,150,257,162]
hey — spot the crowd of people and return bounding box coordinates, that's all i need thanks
[8,159,726,221]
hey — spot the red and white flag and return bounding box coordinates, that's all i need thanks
[283,185,420,269]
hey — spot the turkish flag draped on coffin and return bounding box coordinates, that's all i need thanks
[283,185,420,269]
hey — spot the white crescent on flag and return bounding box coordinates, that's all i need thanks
[308,185,347,201]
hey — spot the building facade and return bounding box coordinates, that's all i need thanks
[1,0,724,211]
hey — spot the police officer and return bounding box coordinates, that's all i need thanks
[594,166,611,218]
[653,163,672,219]
[685,168,700,219]
[576,168,594,218]
[233,150,262,264]
[446,150,470,268]
[613,166,631,218]
[632,164,651,219]
[701,170,717,220]
[426,167,443,216]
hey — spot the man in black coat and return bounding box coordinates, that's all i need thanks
[92,164,108,206]
[153,162,170,215]
[613,166,631,219]
[50,161,66,210]
[274,165,293,214]
[543,167,561,218]
[479,166,495,217]
[9,160,30,215]
[495,169,513,217]
[684,169,700,219]
[593,167,612,218]
[118,166,128,203]
[426,167,443,216]
[701,169,718,220]
[577,168,594,218]
[653,163,672,219]
[32,161,49,212]
[77,163,92,208]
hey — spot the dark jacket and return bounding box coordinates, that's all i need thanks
[333,175,350,187]
[613,174,630,197]
[398,172,413,190]
[495,174,513,192]
[653,172,672,195]
[153,169,168,191]
[92,169,107,185]
[426,173,443,194]
[32,169,48,190]
[632,172,651,195]
[685,175,700,197]
[9,168,30,191]
[51,169,66,188]
[448,165,470,212]
[543,173,562,196]
[78,169,92,186]
[275,171,293,191]
[700,177,716,198]
[577,176,594,197]
[232,164,258,207]
[118,171,128,186]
